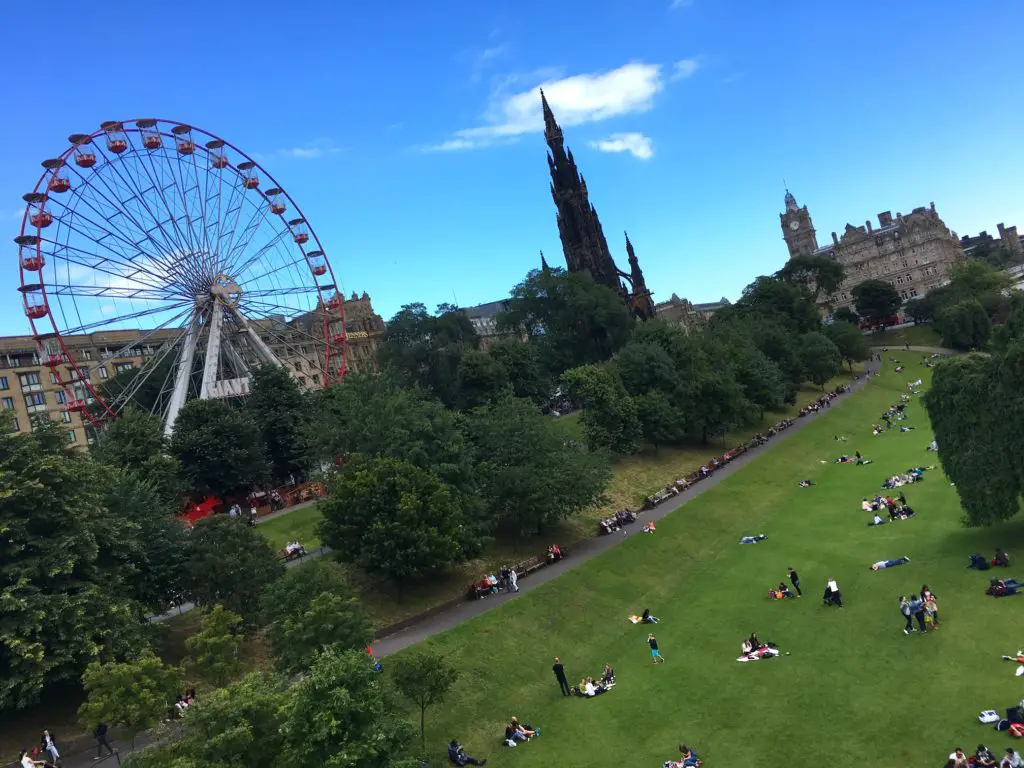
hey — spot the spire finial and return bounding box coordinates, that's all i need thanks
[540,88,561,142]
[540,249,550,273]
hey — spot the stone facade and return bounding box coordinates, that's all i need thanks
[653,294,731,330]
[461,300,515,349]
[959,223,1024,258]
[780,193,964,311]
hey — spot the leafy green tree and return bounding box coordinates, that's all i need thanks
[613,340,680,397]
[94,406,166,469]
[923,349,1024,526]
[391,651,459,748]
[79,651,183,747]
[831,306,860,325]
[183,515,284,622]
[824,321,871,371]
[170,399,269,499]
[102,471,188,613]
[776,253,846,300]
[687,366,753,444]
[851,279,902,327]
[125,671,290,768]
[184,605,245,687]
[319,455,465,581]
[487,338,551,401]
[498,267,635,377]
[246,364,308,486]
[0,422,150,710]
[561,364,642,454]
[633,390,688,448]
[280,648,414,768]
[992,294,1024,352]
[902,298,929,325]
[944,259,1013,305]
[261,559,373,675]
[935,298,992,350]
[798,332,842,388]
[455,348,510,409]
[733,276,822,335]
[726,343,788,417]
[465,396,611,533]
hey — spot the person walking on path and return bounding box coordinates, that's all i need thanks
[509,567,519,593]
[648,633,665,663]
[93,723,114,759]
[552,657,570,696]
[788,567,802,597]
[899,595,914,634]
[41,730,61,766]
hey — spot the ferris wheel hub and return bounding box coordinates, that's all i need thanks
[209,273,242,306]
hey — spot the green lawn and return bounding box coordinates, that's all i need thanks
[258,503,324,551]
[868,324,942,347]
[397,358,1024,768]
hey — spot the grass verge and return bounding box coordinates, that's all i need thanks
[868,324,942,347]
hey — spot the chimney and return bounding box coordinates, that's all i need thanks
[930,202,936,212]
[998,223,1007,239]
[831,231,839,245]
[878,211,892,227]
[866,220,873,233]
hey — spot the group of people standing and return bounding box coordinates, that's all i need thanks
[899,587,939,634]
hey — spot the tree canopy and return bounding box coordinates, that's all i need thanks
[851,279,902,326]
[246,364,309,485]
[776,253,846,300]
[935,298,992,350]
[823,321,870,371]
[184,605,245,687]
[798,332,842,388]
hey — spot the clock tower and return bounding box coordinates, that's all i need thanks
[780,190,818,259]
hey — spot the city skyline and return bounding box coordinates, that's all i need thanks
[1,0,1022,333]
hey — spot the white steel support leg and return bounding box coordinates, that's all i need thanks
[164,310,203,438]
[224,303,282,367]
[200,302,225,399]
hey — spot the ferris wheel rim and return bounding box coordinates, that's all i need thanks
[14,118,350,429]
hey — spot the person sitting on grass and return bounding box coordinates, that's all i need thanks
[18,750,47,768]
[974,744,998,767]
[663,743,701,768]
[769,582,794,600]
[448,739,487,766]
[507,717,537,742]
[642,608,659,624]
[602,664,615,685]
[871,556,910,570]
[994,548,1010,567]
[947,747,970,768]
[1002,748,1023,768]
[868,513,886,526]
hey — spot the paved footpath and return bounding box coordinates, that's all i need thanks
[373,358,887,657]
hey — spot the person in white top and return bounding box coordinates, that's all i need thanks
[20,751,45,768]
[583,680,596,697]
[1002,747,1023,768]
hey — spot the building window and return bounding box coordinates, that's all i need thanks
[98,366,108,379]
[0,376,7,390]
[60,410,71,423]
[19,372,41,388]
[909,288,919,297]
[10,416,19,433]
[66,430,76,442]
[83,350,92,361]
[50,371,60,384]
[24,392,46,413]
[2,397,13,409]
[114,363,133,373]
[55,391,66,405]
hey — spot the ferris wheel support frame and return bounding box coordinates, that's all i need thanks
[164,311,202,438]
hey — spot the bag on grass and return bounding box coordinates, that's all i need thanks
[1010,722,1024,738]
[997,719,1011,732]
[980,710,1000,723]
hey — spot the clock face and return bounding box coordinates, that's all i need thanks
[789,220,800,231]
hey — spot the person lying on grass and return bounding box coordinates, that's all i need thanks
[641,608,659,623]
[987,578,1021,597]
[769,582,794,599]
[871,556,910,571]
[739,534,767,544]
[448,739,487,766]
[798,479,815,487]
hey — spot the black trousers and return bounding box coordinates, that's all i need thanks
[556,676,570,696]
[915,611,926,631]
[791,579,802,596]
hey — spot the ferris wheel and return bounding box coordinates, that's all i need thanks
[15,118,348,437]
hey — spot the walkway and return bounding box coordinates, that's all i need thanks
[372,360,883,657]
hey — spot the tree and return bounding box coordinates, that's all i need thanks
[246,365,308,486]
[798,332,842,388]
[733,276,822,335]
[390,651,459,748]
[725,343,788,417]
[455,348,510,410]
[902,298,929,325]
[465,396,611,533]
[776,253,846,300]
[261,559,373,675]
[824,321,870,371]
[184,605,245,687]
[633,390,688,448]
[0,422,150,710]
[687,366,753,444]
[935,299,992,351]
[183,515,283,622]
[93,406,166,470]
[831,306,860,326]
[560,364,641,454]
[125,672,290,768]
[923,349,1024,526]
[851,279,902,327]
[498,267,635,377]
[318,455,465,582]
[102,471,188,613]
[280,648,414,768]
[170,399,269,500]
[79,651,183,747]
[487,338,551,401]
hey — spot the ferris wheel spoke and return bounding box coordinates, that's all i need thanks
[46,283,182,301]
[42,238,183,295]
[57,299,195,336]
[219,186,276,277]
[133,142,202,257]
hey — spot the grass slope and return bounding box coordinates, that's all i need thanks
[401,358,1024,768]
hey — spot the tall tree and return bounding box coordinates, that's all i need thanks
[170,399,269,500]
[851,279,901,327]
[733,276,822,335]
[831,306,860,326]
[935,299,992,350]
[390,651,459,748]
[455,348,510,410]
[486,338,551,401]
[183,515,284,622]
[824,321,871,371]
[0,422,150,710]
[776,253,846,300]
[79,651,183,748]
[560,364,642,454]
[280,648,414,767]
[924,349,1024,526]
[184,605,246,687]
[725,343,788,417]
[498,267,635,377]
[465,396,611,534]
[93,406,166,470]
[798,332,843,388]
[246,364,308,485]
[261,559,373,675]
[318,455,465,582]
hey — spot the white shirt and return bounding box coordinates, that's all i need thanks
[827,580,839,592]
[862,501,871,511]
[22,757,35,768]
[584,681,596,696]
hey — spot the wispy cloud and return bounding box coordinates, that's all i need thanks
[671,58,700,81]
[589,132,655,160]
[255,139,343,162]
[470,44,509,83]
[669,0,695,9]
[426,61,684,152]
[721,72,745,84]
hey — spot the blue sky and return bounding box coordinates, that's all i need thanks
[2,0,1022,333]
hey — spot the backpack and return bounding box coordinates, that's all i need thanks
[1010,722,1024,738]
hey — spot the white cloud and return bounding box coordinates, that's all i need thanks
[669,0,694,9]
[671,58,700,80]
[589,132,655,160]
[255,139,343,162]
[428,62,665,152]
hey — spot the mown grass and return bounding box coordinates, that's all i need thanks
[868,324,942,347]
[398,356,1024,768]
